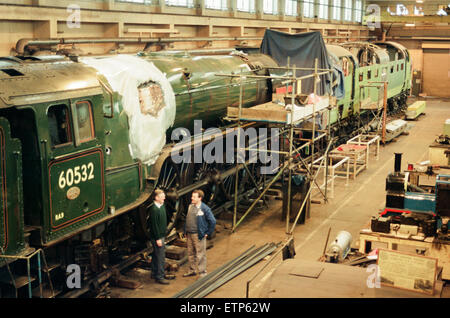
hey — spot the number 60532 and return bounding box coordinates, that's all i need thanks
[58,163,94,189]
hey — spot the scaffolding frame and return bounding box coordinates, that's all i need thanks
[358,81,389,143]
[220,59,336,234]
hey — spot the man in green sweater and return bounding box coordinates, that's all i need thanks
[148,189,170,285]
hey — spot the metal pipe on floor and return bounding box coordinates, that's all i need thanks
[193,243,277,298]
[191,244,272,297]
[174,243,276,298]
[185,244,269,298]
[173,245,259,298]
[245,237,293,298]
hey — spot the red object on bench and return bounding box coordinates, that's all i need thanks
[380,208,411,216]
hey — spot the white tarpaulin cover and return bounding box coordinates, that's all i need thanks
[285,96,329,123]
[81,55,176,165]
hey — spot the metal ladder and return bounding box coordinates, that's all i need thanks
[0,247,55,298]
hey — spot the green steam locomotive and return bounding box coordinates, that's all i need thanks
[0,39,411,297]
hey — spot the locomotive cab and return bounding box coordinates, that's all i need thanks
[0,58,115,250]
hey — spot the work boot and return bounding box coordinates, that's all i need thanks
[165,274,176,280]
[155,278,170,285]
[183,271,197,277]
[151,273,176,280]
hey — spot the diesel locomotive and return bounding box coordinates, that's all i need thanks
[0,38,411,297]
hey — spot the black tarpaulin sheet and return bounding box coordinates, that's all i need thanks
[260,30,344,99]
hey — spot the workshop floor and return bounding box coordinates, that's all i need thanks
[110,98,450,298]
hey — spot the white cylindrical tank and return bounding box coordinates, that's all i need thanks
[326,231,353,262]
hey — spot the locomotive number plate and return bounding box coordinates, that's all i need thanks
[48,149,105,231]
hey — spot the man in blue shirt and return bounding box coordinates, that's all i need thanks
[183,189,216,278]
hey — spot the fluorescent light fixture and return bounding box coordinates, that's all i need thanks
[405,23,416,26]
[416,0,423,3]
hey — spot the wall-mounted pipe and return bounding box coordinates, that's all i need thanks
[16,35,377,55]
[15,36,262,55]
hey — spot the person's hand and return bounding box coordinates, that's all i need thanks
[204,234,208,239]
[156,239,162,247]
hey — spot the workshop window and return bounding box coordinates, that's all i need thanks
[390,66,394,73]
[367,70,371,80]
[344,0,352,21]
[48,104,72,147]
[116,0,155,4]
[332,0,341,20]
[237,0,255,12]
[401,63,404,70]
[303,0,314,18]
[165,0,194,8]
[285,0,298,16]
[396,4,409,15]
[263,0,278,14]
[75,101,95,143]
[319,0,328,19]
[354,0,362,22]
[205,0,227,10]
[397,64,399,72]
[359,72,363,81]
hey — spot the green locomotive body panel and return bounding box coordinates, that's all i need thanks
[0,117,25,255]
[141,52,276,131]
[327,42,412,129]
[98,77,145,218]
[326,44,357,125]
[34,94,108,243]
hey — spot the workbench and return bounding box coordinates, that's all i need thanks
[330,144,367,180]
[346,134,380,169]
[296,154,350,199]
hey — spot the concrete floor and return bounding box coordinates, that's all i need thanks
[110,99,450,298]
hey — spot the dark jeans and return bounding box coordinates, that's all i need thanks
[150,238,165,280]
